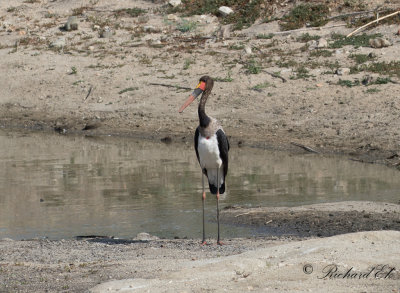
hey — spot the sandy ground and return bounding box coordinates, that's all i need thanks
[90,231,400,293]
[0,0,400,292]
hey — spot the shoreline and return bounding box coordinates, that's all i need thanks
[1,120,399,170]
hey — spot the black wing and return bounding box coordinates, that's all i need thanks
[194,127,200,163]
[216,129,229,178]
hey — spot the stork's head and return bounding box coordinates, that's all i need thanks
[178,76,213,113]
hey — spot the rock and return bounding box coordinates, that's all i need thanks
[244,45,252,54]
[2,21,15,32]
[369,37,391,48]
[362,75,373,85]
[307,40,317,50]
[160,35,169,42]
[218,24,231,39]
[336,68,350,76]
[143,25,159,33]
[316,38,328,48]
[168,0,181,7]
[6,24,16,32]
[65,15,78,31]
[152,39,162,46]
[161,136,172,144]
[100,26,113,38]
[88,45,94,51]
[218,6,234,17]
[136,232,159,241]
[138,15,149,23]
[49,37,65,48]
[335,49,344,55]
[369,38,380,48]
[167,14,179,21]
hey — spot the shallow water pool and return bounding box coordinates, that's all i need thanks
[0,130,399,240]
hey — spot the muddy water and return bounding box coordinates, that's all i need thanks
[0,130,399,240]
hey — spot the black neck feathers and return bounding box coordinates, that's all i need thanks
[198,89,211,128]
[197,76,214,128]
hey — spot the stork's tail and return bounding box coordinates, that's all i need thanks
[209,181,225,195]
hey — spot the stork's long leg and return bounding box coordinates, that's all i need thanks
[201,171,206,245]
[216,168,222,245]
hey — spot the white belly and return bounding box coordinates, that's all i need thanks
[198,134,222,169]
[197,134,224,187]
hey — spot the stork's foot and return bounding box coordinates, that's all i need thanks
[201,240,207,246]
[217,240,224,246]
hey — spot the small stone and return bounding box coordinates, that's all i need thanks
[100,26,113,38]
[143,25,158,33]
[335,49,344,55]
[316,38,328,48]
[369,37,391,48]
[138,15,149,23]
[336,68,350,76]
[136,232,159,241]
[88,46,94,51]
[244,45,252,54]
[160,35,169,42]
[167,14,179,21]
[49,37,65,48]
[168,0,181,7]
[6,25,15,33]
[218,6,234,17]
[161,136,172,144]
[307,40,317,50]
[2,21,15,32]
[362,75,373,85]
[65,16,78,31]
[369,38,380,48]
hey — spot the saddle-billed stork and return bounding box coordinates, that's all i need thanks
[179,76,229,245]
